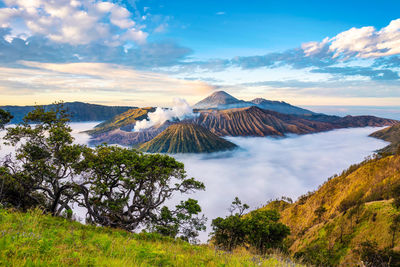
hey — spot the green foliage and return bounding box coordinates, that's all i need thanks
[151,199,207,243]
[392,184,400,210]
[245,209,290,254]
[357,240,400,267]
[2,102,86,215]
[0,109,12,130]
[294,239,344,266]
[76,144,206,241]
[211,198,290,254]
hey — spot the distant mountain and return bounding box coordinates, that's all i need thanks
[0,102,136,123]
[249,98,315,115]
[193,91,315,115]
[262,154,400,266]
[193,91,249,109]
[370,123,400,153]
[87,107,155,136]
[137,123,237,153]
[193,106,397,137]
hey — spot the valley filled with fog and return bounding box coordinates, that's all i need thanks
[0,123,389,242]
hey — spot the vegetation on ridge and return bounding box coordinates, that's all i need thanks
[370,123,400,154]
[263,154,400,266]
[87,107,155,136]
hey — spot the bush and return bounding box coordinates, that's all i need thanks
[357,240,400,267]
[211,198,290,254]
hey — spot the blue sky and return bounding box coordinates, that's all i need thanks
[0,0,399,106]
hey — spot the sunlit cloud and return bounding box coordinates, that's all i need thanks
[0,61,214,106]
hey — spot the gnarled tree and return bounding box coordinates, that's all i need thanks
[2,103,86,215]
[77,145,206,240]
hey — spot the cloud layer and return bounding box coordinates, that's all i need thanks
[174,127,389,241]
[0,123,391,242]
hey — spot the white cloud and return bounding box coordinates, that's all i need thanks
[0,0,147,45]
[302,18,400,59]
[134,98,195,131]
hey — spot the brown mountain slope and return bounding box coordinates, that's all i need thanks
[370,123,400,154]
[138,123,237,153]
[193,106,397,137]
[262,155,400,266]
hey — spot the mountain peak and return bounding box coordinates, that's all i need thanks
[193,91,243,109]
[210,90,238,99]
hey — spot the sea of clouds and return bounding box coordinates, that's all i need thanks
[0,123,389,242]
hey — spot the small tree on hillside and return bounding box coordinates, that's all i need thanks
[314,206,327,223]
[211,198,290,253]
[2,103,86,215]
[77,145,206,241]
[0,109,12,130]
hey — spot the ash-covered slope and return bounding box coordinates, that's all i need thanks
[138,123,237,153]
[193,106,397,137]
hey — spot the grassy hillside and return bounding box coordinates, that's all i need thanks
[370,123,400,154]
[263,155,400,266]
[138,123,237,153]
[0,209,302,267]
[87,107,155,136]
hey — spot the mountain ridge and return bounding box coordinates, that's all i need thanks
[1,102,136,123]
[194,91,315,115]
[262,154,400,266]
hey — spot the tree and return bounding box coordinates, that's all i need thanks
[245,209,290,254]
[358,240,400,267]
[392,184,400,210]
[77,145,206,237]
[211,198,290,253]
[0,109,12,130]
[150,199,207,243]
[314,206,327,223]
[396,145,400,156]
[211,197,249,251]
[2,103,86,215]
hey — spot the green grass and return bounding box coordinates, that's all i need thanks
[0,209,303,266]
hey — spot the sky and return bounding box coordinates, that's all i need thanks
[0,0,400,107]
